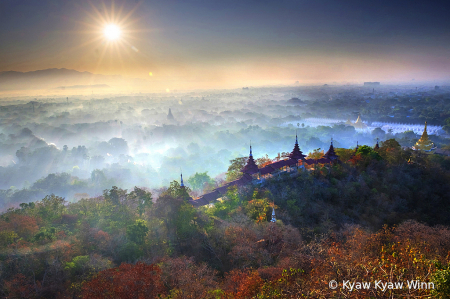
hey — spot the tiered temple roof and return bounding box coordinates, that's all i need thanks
[289,133,306,161]
[241,145,259,175]
[323,139,339,162]
[374,138,380,150]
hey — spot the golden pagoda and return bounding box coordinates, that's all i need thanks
[353,114,368,130]
[413,121,435,151]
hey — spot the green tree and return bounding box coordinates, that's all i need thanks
[307,148,324,160]
[256,154,272,167]
[0,231,19,247]
[334,148,354,162]
[443,117,450,134]
[36,194,66,223]
[226,157,248,182]
[128,187,153,217]
[103,186,127,205]
[244,190,271,223]
[356,145,382,161]
[378,138,409,165]
[187,172,215,191]
[162,180,191,200]
[381,138,401,149]
[127,219,149,245]
[432,262,450,299]
[372,127,386,139]
[175,202,197,242]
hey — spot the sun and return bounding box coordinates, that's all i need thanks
[104,24,121,40]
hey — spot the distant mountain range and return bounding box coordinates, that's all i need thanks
[0,68,148,91]
[56,84,111,90]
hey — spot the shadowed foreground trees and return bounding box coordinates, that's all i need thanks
[1,145,450,298]
[76,221,450,299]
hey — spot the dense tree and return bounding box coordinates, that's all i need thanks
[161,180,191,201]
[108,137,128,156]
[187,172,215,191]
[126,219,149,245]
[81,263,166,299]
[226,157,247,182]
[128,186,153,217]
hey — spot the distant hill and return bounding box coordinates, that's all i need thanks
[56,84,110,90]
[0,68,147,91]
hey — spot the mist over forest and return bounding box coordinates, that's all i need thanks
[1,84,450,210]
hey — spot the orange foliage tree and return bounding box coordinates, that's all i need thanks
[81,262,166,299]
[0,213,39,239]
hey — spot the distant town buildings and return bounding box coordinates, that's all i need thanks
[364,82,381,86]
[283,117,443,136]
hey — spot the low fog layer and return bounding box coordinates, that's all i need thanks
[1,84,449,209]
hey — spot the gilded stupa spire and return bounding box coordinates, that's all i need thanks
[353,113,367,130]
[413,121,435,151]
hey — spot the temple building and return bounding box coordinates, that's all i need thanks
[289,133,307,162]
[167,108,175,121]
[271,206,276,223]
[323,139,339,163]
[241,145,259,177]
[413,122,436,151]
[374,138,380,150]
[179,173,192,201]
[353,114,368,130]
[180,173,185,188]
[259,135,305,180]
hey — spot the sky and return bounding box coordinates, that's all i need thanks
[1,0,450,90]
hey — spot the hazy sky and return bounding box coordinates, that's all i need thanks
[1,0,450,89]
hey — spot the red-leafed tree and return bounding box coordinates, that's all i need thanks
[0,214,40,239]
[81,262,166,299]
[223,269,264,298]
[3,273,36,298]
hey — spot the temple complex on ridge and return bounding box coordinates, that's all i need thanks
[183,125,438,209]
[188,134,339,207]
[413,122,436,151]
